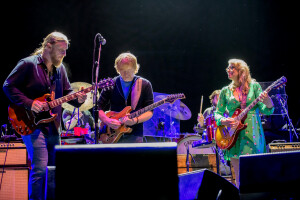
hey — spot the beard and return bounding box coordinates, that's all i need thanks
[50,53,64,67]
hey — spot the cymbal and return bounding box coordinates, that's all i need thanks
[155,95,191,120]
[62,82,98,111]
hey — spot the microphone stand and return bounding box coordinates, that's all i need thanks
[186,145,190,172]
[277,95,299,141]
[92,33,105,144]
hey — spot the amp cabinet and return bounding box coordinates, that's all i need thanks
[267,142,300,153]
[0,142,29,200]
[0,167,29,200]
[0,142,28,166]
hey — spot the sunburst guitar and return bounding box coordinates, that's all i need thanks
[215,76,287,150]
[99,93,186,144]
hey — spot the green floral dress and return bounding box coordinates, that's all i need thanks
[214,81,274,161]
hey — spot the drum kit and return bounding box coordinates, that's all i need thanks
[149,95,192,140]
[61,82,97,144]
[151,94,217,152]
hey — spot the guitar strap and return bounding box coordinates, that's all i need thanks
[131,78,142,110]
[241,93,247,109]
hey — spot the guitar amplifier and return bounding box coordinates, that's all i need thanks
[0,142,28,166]
[267,142,300,153]
[0,167,29,200]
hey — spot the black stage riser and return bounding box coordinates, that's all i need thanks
[239,150,300,200]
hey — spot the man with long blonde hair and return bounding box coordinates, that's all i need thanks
[3,31,87,199]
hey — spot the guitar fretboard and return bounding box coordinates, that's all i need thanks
[128,99,166,119]
[236,79,282,121]
[49,86,94,108]
[48,79,114,109]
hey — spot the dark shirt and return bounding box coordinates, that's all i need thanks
[98,75,154,137]
[3,54,81,133]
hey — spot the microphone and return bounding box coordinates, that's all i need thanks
[97,33,106,45]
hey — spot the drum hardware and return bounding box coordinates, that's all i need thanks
[192,114,217,149]
[185,145,196,172]
[154,117,168,142]
[155,95,192,120]
[61,131,95,145]
[154,95,191,139]
[190,113,223,175]
[193,123,204,134]
[177,135,214,155]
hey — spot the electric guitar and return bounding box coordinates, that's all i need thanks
[8,78,114,136]
[215,76,287,150]
[99,93,186,144]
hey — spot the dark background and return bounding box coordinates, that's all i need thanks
[1,0,298,139]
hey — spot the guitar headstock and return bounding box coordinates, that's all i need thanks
[165,93,186,104]
[98,78,115,91]
[271,76,287,90]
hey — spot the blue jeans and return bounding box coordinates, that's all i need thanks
[22,124,60,200]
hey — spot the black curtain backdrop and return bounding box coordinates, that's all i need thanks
[1,0,298,135]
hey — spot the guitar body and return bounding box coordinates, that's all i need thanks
[7,78,115,136]
[8,94,57,136]
[99,106,133,144]
[215,108,247,150]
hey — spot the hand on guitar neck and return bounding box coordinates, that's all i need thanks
[259,91,274,108]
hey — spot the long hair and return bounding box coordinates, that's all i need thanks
[31,31,70,56]
[228,59,255,94]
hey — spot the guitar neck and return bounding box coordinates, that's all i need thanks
[237,85,273,121]
[129,99,166,119]
[48,86,93,109]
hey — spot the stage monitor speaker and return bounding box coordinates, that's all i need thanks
[239,151,300,200]
[0,167,29,200]
[178,169,239,200]
[55,143,179,200]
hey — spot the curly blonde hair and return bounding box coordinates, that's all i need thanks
[228,58,255,94]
